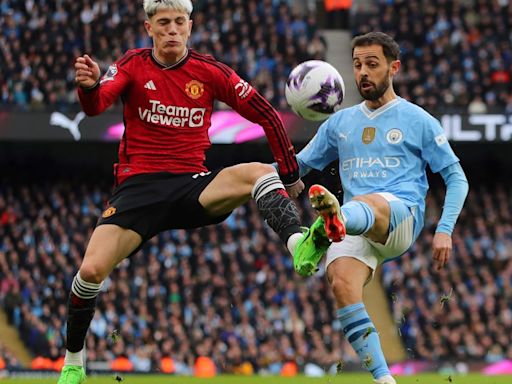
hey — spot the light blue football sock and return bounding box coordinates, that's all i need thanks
[337,303,390,379]
[340,200,375,235]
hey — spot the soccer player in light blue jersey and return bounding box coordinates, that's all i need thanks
[293,32,468,384]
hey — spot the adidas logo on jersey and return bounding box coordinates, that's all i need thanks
[144,80,156,90]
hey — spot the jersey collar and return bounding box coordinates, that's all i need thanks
[360,97,401,120]
[151,48,191,70]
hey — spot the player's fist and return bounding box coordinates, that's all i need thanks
[75,54,101,89]
[285,178,304,198]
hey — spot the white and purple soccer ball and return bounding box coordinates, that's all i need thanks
[285,60,345,121]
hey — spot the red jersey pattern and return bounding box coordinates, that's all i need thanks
[78,48,299,185]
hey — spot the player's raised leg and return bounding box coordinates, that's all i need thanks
[293,184,348,276]
[199,162,303,254]
[292,217,332,276]
[308,184,346,242]
[311,184,393,244]
[294,184,385,275]
[58,225,142,384]
[202,163,332,277]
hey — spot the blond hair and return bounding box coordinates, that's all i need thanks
[143,0,193,18]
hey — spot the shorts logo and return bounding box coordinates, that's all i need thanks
[192,171,212,179]
[185,80,204,99]
[362,127,376,144]
[102,207,117,218]
[386,128,403,144]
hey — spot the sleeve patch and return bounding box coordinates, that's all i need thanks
[100,64,118,84]
[233,78,253,99]
[435,133,447,146]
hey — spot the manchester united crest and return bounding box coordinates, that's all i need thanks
[185,80,204,99]
[102,206,117,218]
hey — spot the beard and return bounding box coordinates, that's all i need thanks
[358,76,390,101]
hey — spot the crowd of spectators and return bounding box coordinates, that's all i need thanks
[2,1,510,114]
[0,177,358,374]
[0,342,20,371]
[0,173,511,372]
[383,182,512,364]
[352,0,512,113]
[0,0,326,112]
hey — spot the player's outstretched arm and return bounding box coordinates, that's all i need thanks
[432,162,469,270]
[75,54,100,89]
[432,232,452,271]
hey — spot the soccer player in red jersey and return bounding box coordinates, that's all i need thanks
[58,1,311,383]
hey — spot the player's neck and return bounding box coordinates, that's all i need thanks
[364,89,397,110]
[152,48,188,67]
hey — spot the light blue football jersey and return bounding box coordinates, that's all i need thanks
[297,97,459,237]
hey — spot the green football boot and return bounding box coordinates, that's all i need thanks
[293,216,332,276]
[57,365,86,384]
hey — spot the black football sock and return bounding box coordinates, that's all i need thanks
[252,173,301,243]
[66,273,102,353]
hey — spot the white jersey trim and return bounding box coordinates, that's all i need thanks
[360,98,401,120]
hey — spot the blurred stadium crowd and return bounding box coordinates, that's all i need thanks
[0,0,326,112]
[353,0,512,113]
[0,1,510,113]
[0,178,511,373]
[383,185,512,364]
[0,179,357,373]
[1,0,512,376]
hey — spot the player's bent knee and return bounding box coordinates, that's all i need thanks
[78,264,107,285]
[353,194,389,216]
[254,162,277,176]
[245,162,277,180]
[230,162,277,185]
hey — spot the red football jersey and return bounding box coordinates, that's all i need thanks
[78,48,299,185]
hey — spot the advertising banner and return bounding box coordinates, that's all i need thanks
[0,110,511,143]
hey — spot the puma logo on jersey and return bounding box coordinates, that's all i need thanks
[144,80,157,90]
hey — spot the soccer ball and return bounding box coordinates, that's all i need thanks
[285,60,345,121]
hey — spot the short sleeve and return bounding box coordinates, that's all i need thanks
[421,115,459,173]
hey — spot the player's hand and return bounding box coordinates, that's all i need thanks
[75,54,101,89]
[432,232,452,271]
[285,179,304,198]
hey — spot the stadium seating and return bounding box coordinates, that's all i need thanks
[0,341,20,370]
[2,1,510,112]
[0,0,326,111]
[1,0,511,374]
[381,183,512,363]
[0,176,511,372]
[352,0,512,111]
[0,178,357,373]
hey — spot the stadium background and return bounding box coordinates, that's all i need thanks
[1,0,512,381]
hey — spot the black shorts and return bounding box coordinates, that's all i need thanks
[97,170,230,243]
